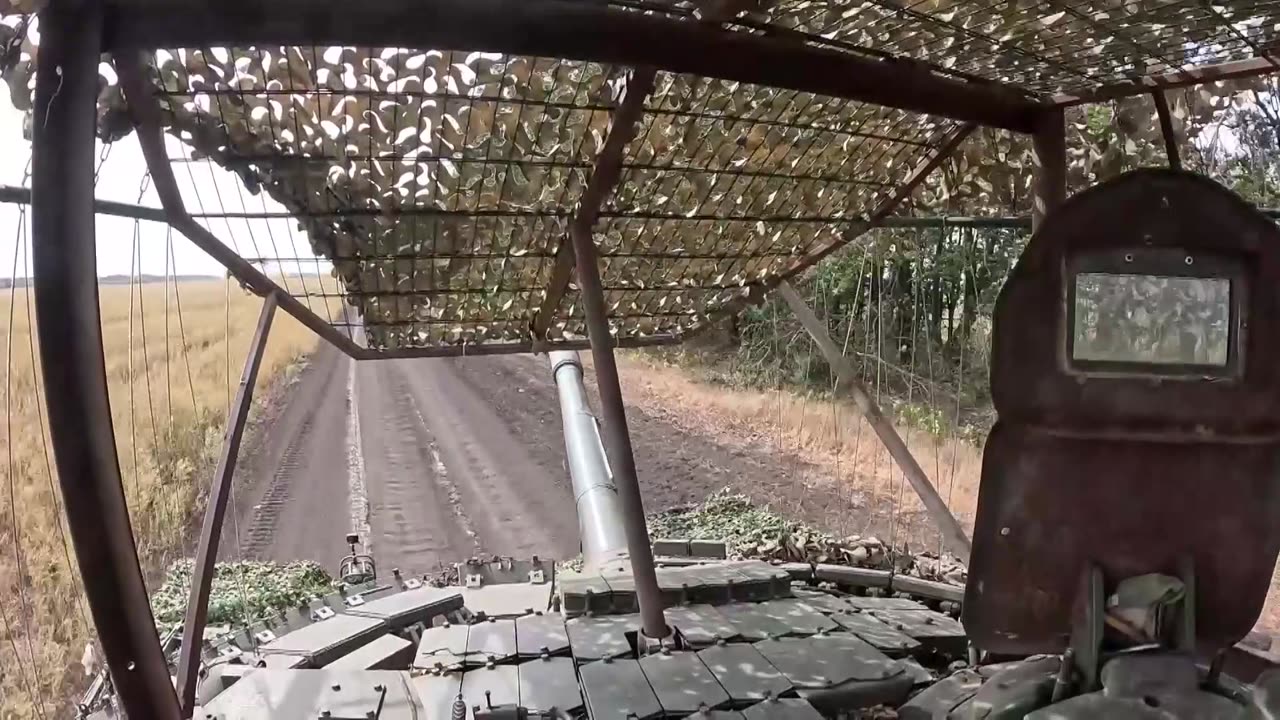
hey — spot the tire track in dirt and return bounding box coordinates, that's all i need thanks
[235,345,836,580]
[354,359,481,575]
[230,342,350,568]
[390,358,576,562]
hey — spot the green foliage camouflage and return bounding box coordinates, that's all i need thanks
[649,489,864,564]
[1,10,1272,350]
[649,488,964,582]
[149,559,336,634]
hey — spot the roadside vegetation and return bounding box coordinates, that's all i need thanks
[0,278,331,719]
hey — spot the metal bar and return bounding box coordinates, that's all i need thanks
[174,294,277,714]
[0,185,169,222]
[1152,90,1181,171]
[103,0,1042,133]
[114,52,368,359]
[548,351,630,571]
[9,184,1280,229]
[776,281,972,562]
[568,203,669,640]
[292,282,757,297]
[879,215,1031,229]
[354,333,680,360]
[533,67,657,341]
[1031,109,1067,233]
[1053,55,1280,107]
[30,5,181,719]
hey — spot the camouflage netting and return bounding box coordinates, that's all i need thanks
[0,2,1277,351]
[649,490,967,585]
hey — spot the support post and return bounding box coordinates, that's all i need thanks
[31,4,181,719]
[568,215,669,640]
[1031,108,1067,233]
[1152,90,1182,171]
[776,281,972,563]
[175,294,277,714]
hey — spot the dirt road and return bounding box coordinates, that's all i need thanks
[226,344,818,578]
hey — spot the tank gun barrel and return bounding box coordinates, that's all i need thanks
[549,351,630,571]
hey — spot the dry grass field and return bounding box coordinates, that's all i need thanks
[0,277,335,719]
[616,352,984,542]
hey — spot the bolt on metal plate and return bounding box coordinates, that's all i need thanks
[639,650,731,714]
[740,697,825,719]
[514,612,570,658]
[566,614,640,663]
[579,658,663,720]
[517,656,584,715]
[466,617,518,665]
[697,642,793,703]
[829,612,922,656]
[667,604,740,648]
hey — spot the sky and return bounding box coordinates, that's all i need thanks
[0,92,329,280]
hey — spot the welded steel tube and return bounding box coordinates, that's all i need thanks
[569,223,669,640]
[33,4,180,718]
[549,351,630,570]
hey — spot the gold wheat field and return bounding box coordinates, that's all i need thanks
[0,278,334,719]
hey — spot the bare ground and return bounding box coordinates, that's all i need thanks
[229,346,958,582]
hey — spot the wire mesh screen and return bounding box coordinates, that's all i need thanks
[554,73,956,339]
[612,0,1280,95]
[152,47,619,349]
[142,47,955,351]
[0,3,1273,353]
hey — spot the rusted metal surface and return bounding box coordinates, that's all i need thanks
[1153,90,1182,171]
[30,4,181,718]
[350,334,680,361]
[532,67,657,342]
[175,294,276,713]
[1053,56,1280,108]
[1031,109,1067,233]
[569,202,668,641]
[101,0,1042,132]
[964,169,1280,655]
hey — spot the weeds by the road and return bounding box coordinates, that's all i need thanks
[150,559,335,635]
[0,279,333,719]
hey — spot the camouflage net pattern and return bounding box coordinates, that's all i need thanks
[643,0,1280,94]
[1,3,1278,350]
